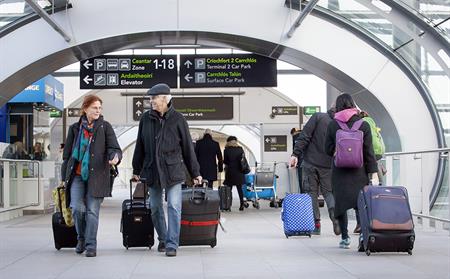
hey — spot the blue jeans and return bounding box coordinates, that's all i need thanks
[70,176,103,251]
[148,183,182,250]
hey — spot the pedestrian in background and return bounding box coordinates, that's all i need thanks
[195,129,223,188]
[223,136,247,211]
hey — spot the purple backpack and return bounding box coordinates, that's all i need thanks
[334,119,364,168]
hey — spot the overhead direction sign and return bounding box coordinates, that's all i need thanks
[179,54,277,88]
[80,55,178,89]
[264,135,287,152]
[67,108,82,117]
[303,106,321,115]
[173,97,233,120]
[132,97,234,121]
[272,106,298,115]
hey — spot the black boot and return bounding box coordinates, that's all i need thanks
[329,208,341,235]
[239,202,244,211]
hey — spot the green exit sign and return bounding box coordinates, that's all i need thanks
[303,106,320,115]
[50,111,62,118]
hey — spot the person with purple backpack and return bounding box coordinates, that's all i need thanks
[325,94,379,249]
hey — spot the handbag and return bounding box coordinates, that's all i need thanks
[240,153,251,174]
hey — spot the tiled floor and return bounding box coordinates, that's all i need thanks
[0,188,449,279]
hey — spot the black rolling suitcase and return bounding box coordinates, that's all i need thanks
[180,180,220,247]
[52,187,77,250]
[121,179,154,249]
[218,185,232,211]
[357,185,415,256]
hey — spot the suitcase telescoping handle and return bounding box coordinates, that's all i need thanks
[190,179,209,204]
[129,177,148,209]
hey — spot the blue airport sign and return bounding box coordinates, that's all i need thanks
[9,75,64,111]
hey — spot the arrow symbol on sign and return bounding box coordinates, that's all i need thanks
[83,60,93,70]
[68,110,73,116]
[83,75,93,84]
[265,138,271,143]
[136,101,142,107]
[135,110,142,116]
[184,60,193,68]
[184,74,193,82]
[272,109,277,114]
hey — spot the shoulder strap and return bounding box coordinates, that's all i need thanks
[335,120,349,130]
[351,119,364,130]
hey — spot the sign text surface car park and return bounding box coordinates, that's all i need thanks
[179,54,277,88]
[80,55,177,89]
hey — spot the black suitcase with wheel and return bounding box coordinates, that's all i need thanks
[52,212,77,250]
[121,179,154,249]
[52,187,77,250]
[357,185,415,256]
[180,180,220,247]
[218,185,232,211]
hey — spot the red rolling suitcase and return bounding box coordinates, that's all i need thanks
[357,185,415,256]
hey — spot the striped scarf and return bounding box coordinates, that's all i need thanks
[72,116,93,181]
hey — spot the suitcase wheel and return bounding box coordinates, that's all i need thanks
[285,234,289,239]
[244,202,249,208]
[55,245,61,250]
[365,249,371,256]
[407,249,413,255]
[210,240,217,248]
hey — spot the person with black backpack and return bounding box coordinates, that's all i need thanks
[325,94,378,249]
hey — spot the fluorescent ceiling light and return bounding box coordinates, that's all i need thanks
[154,44,201,48]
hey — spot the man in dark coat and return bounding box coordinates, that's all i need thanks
[195,129,223,188]
[290,109,340,236]
[132,83,201,257]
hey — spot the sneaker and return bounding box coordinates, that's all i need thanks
[353,225,361,234]
[157,242,166,252]
[339,238,351,249]
[165,248,177,257]
[312,222,321,235]
[85,250,97,257]
[75,240,85,254]
[332,219,341,235]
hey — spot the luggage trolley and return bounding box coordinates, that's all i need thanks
[243,162,279,209]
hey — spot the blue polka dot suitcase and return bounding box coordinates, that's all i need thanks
[281,193,315,237]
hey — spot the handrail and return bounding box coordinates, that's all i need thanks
[412,213,450,224]
[385,148,450,156]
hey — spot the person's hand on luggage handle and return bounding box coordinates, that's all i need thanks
[109,153,119,165]
[371,173,380,185]
[289,156,298,168]
[193,175,203,185]
[132,174,140,182]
